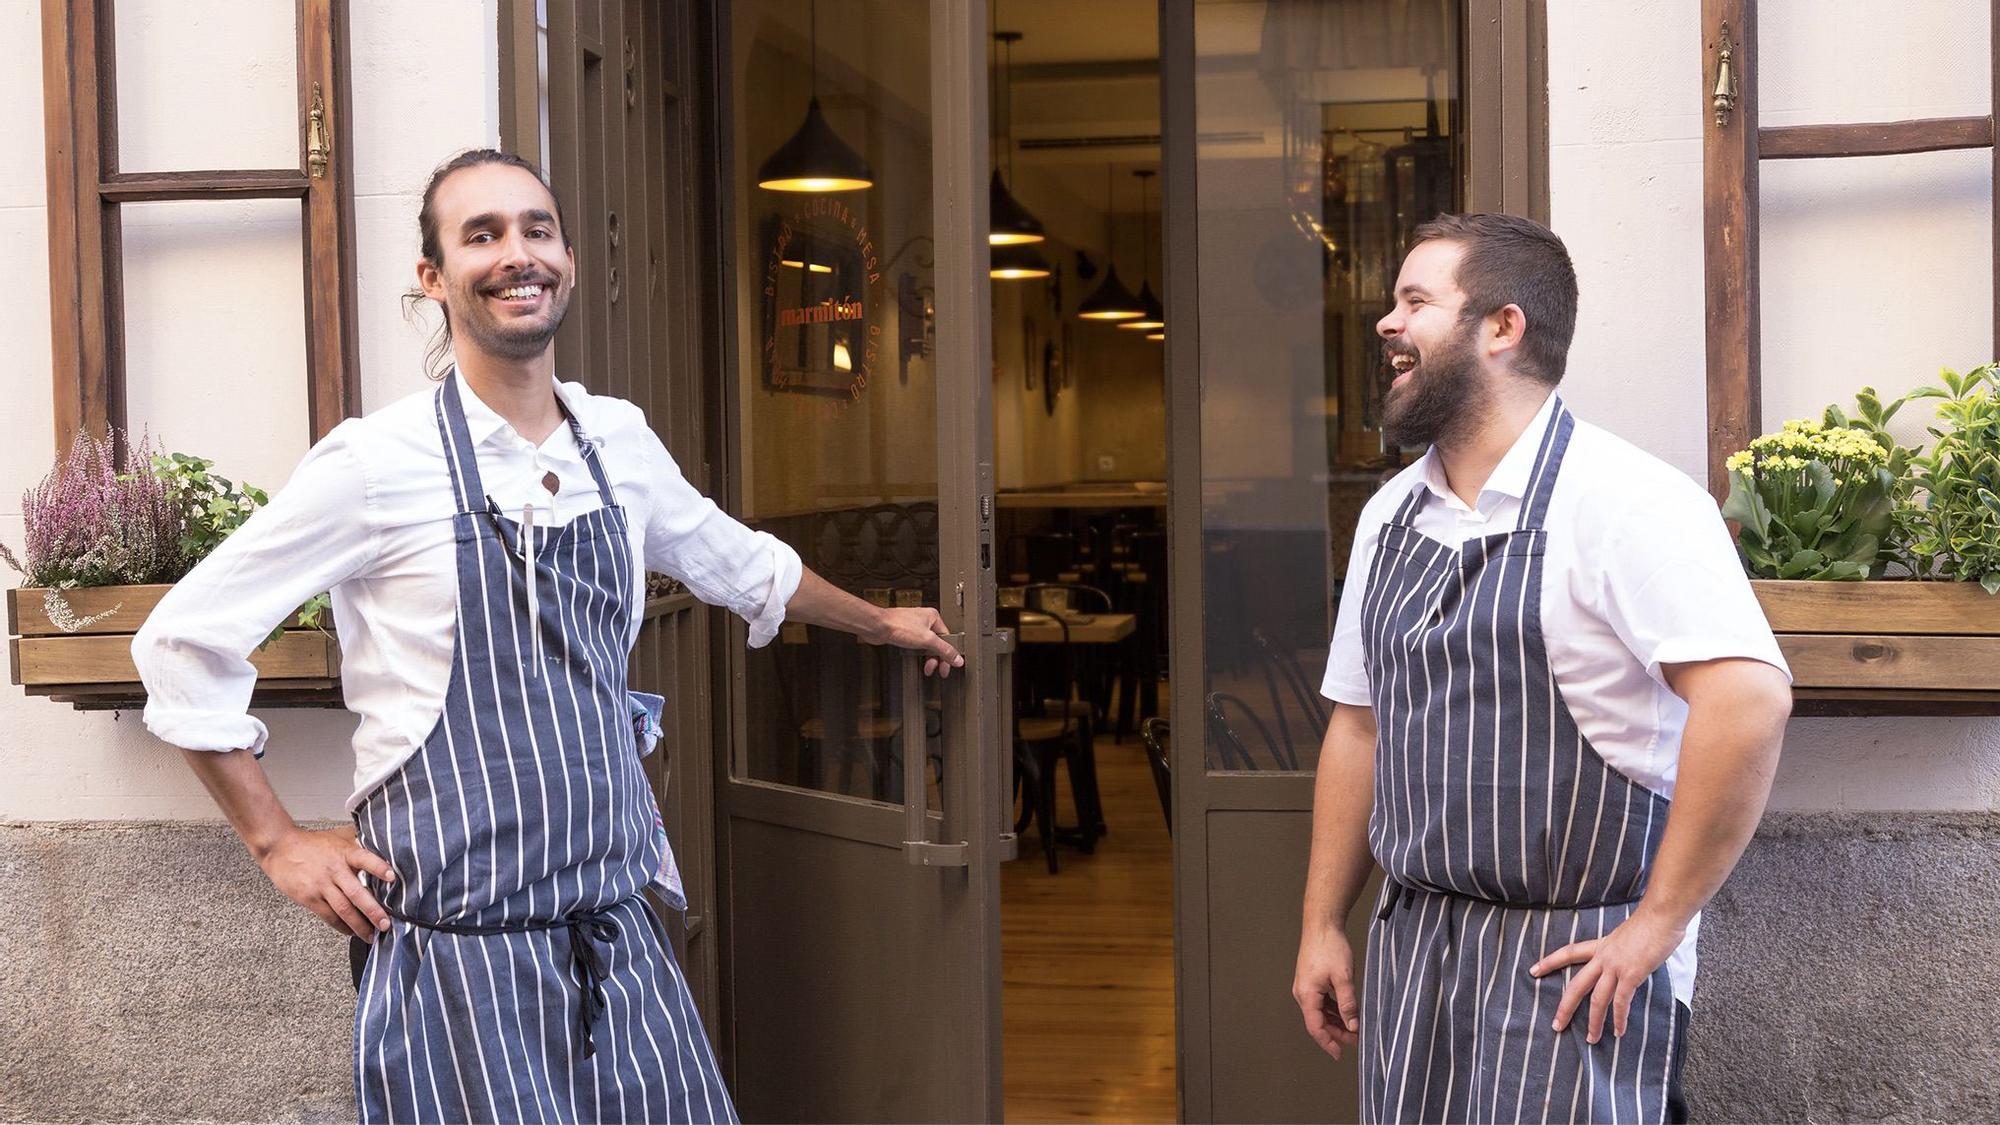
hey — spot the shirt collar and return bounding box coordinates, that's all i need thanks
[452,367,596,460]
[1414,390,1559,514]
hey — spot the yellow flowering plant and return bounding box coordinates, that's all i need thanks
[1721,416,1898,580]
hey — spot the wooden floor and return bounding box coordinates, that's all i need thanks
[1003,718,1178,1124]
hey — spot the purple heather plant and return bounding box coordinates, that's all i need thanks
[0,430,189,589]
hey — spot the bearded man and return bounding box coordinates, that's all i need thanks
[135,149,960,1124]
[1291,212,1793,1123]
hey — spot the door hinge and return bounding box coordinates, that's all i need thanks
[307,83,331,178]
[1711,22,1740,129]
[904,839,970,866]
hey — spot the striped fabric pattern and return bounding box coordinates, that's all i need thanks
[1357,401,1679,1123]
[350,374,734,1123]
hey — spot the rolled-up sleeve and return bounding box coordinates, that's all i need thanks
[134,427,379,754]
[636,428,801,648]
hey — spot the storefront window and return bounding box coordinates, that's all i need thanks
[1195,0,1462,770]
[728,0,941,803]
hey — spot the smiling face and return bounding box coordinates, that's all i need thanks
[1375,238,1491,447]
[416,162,575,365]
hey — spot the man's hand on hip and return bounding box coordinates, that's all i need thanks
[1293,923,1362,1060]
[257,824,399,941]
[1531,909,1685,1044]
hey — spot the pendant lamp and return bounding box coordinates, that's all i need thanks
[1120,169,1166,330]
[757,0,873,193]
[991,241,1052,279]
[989,31,1046,246]
[1077,164,1145,321]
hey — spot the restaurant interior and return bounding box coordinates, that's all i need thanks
[726,0,1456,1115]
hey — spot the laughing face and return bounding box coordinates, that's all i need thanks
[1376,238,1490,448]
[417,162,575,364]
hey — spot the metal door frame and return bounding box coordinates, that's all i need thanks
[704,0,1003,1119]
[1159,0,1549,1118]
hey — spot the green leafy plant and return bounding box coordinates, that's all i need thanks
[1893,365,2000,593]
[148,452,270,565]
[1721,418,1897,580]
[1828,367,2000,593]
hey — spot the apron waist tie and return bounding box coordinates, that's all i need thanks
[378,897,633,1060]
[1375,876,1643,921]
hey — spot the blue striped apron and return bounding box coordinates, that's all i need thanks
[1358,400,1684,1123]
[349,374,735,1124]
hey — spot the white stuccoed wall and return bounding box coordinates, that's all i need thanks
[6,0,1995,821]
[0,0,500,822]
[1548,0,2000,810]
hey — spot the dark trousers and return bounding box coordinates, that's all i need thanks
[1668,1000,1691,1124]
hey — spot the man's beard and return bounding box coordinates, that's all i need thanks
[1382,321,1487,448]
[448,275,572,361]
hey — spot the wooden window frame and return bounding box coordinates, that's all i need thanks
[1701,0,2000,498]
[40,0,360,452]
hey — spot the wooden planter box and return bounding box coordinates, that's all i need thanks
[1753,580,2000,715]
[7,585,342,711]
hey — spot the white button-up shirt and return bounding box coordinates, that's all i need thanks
[1321,392,1790,1004]
[134,376,802,809]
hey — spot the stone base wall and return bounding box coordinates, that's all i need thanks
[6,814,1999,1123]
[1686,811,2000,1123]
[2,822,352,1124]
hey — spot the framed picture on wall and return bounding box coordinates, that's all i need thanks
[1044,344,1059,417]
[1024,315,1040,391]
[758,213,871,400]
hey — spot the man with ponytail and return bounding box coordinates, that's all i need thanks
[135,149,961,1123]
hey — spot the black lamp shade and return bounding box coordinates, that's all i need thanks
[1118,281,1166,330]
[990,241,1052,280]
[1077,264,1144,320]
[989,170,1046,245]
[758,97,874,192]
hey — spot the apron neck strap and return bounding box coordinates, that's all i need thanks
[436,369,619,512]
[436,371,486,513]
[1514,396,1574,532]
[564,405,617,506]
[1387,395,1575,532]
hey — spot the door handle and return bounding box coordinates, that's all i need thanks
[903,633,970,866]
[994,628,1020,862]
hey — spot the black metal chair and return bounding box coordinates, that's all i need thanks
[1004,605,1100,872]
[787,626,904,799]
[1205,690,1298,772]
[1141,717,1172,835]
[1251,626,1331,753]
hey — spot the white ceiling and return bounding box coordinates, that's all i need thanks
[990,0,1168,236]
[992,0,1161,66]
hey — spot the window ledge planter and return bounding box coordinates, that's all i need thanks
[1753,580,2000,716]
[7,585,342,712]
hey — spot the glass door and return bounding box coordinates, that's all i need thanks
[1162,0,1536,1119]
[711,1,1004,1121]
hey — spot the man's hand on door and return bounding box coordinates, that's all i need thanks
[866,606,965,678]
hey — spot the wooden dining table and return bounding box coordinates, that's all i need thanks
[1013,610,1137,645]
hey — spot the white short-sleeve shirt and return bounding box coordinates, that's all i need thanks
[134,376,803,809]
[1321,392,1790,1004]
